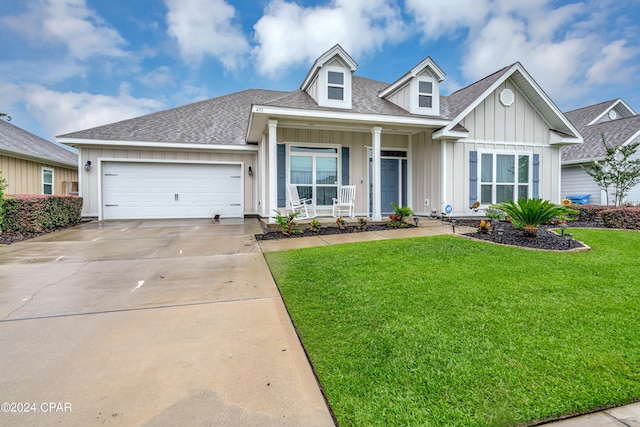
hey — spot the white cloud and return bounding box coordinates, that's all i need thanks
[406,0,489,39]
[587,39,637,84]
[165,0,249,70]
[1,0,127,60]
[253,0,406,77]
[17,83,163,136]
[139,66,175,87]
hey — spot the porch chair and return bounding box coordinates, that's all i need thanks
[332,185,356,218]
[287,184,316,219]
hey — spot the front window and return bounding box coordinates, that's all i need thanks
[42,168,53,195]
[480,152,530,204]
[289,146,339,206]
[327,71,344,100]
[418,81,433,108]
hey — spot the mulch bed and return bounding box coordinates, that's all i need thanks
[0,231,43,245]
[255,223,414,241]
[458,220,595,251]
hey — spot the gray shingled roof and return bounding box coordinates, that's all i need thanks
[441,65,512,119]
[59,89,288,144]
[562,100,640,162]
[59,66,525,145]
[264,75,444,118]
[0,119,77,167]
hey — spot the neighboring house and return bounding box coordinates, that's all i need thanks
[562,99,640,205]
[0,119,78,196]
[57,44,581,221]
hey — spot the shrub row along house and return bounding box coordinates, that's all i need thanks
[0,119,78,196]
[57,44,583,222]
[561,98,640,205]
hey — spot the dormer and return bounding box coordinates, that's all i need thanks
[379,56,446,116]
[301,44,357,109]
[589,98,637,125]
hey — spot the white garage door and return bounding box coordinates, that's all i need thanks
[102,162,243,220]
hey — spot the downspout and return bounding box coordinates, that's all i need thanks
[441,139,447,216]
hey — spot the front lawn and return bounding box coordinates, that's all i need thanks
[265,229,640,426]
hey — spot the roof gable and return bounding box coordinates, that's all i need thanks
[0,120,77,168]
[378,56,445,99]
[300,44,358,92]
[436,63,581,143]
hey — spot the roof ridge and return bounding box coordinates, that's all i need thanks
[564,99,619,115]
[446,63,514,97]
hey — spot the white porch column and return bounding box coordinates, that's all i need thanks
[372,126,382,221]
[260,134,267,217]
[268,119,278,223]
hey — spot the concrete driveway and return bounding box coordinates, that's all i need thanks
[0,219,334,426]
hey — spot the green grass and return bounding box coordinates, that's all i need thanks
[265,229,640,426]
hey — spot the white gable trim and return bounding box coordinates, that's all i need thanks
[587,98,637,126]
[300,44,357,92]
[379,56,445,99]
[439,63,582,143]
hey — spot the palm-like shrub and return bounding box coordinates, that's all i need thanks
[491,198,576,237]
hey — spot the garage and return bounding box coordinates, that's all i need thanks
[102,162,243,220]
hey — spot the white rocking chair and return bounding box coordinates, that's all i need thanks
[287,184,316,219]
[332,185,356,218]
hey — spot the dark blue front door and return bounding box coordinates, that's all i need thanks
[381,158,399,214]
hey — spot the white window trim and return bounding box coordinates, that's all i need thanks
[286,142,342,208]
[42,167,54,195]
[318,65,352,109]
[410,76,439,115]
[478,150,533,205]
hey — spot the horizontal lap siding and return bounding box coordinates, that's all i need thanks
[80,147,257,217]
[561,165,603,205]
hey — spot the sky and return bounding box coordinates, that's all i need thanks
[1,0,639,143]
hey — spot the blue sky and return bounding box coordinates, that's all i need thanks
[1,0,639,142]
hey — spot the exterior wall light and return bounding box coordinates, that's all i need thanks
[248,166,253,176]
[84,160,92,172]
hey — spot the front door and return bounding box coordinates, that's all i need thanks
[368,151,408,216]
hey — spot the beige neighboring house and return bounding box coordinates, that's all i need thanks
[0,119,78,195]
[562,99,640,205]
[58,44,582,222]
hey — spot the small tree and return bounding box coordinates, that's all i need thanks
[0,170,7,232]
[581,133,640,206]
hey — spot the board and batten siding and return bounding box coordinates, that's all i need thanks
[410,131,441,216]
[0,155,78,195]
[460,80,550,145]
[275,126,408,216]
[79,147,257,218]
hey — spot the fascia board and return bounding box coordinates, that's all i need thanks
[432,128,469,140]
[58,138,259,152]
[250,105,450,127]
[0,147,77,169]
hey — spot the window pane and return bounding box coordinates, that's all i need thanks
[316,186,337,206]
[297,186,312,200]
[316,157,337,185]
[496,155,515,183]
[328,86,344,100]
[418,95,432,108]
[291,146,337,154]
[481,154,493,182]
[290,156,312,184]
[518,155,529,183]
[518,185,529,200]
[419,81,433,94]
[328,71,344,85]
[481,185,493,204]
[43,169,53,184]
[496,185,514,203]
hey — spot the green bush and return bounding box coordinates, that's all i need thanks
[2,195,83,233]
[491,198,577,236]
[0,171,7,232]
[599,207,640,230]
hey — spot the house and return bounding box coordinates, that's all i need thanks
[0,119,78,195]
[561,99,640,205]
[57,44,581,222]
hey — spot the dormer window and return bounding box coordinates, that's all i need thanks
[327,71,344,101]
[418,81,433,108]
